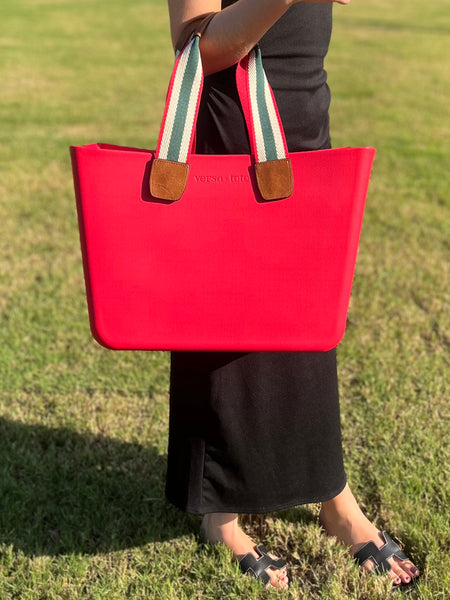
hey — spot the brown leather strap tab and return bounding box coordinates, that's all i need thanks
[150,158,190,201]
[254,158,293,201]
[175,12,217,53]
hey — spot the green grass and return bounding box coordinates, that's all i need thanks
[0,0,449,598]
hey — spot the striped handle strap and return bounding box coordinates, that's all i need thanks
[237,46,288,163]
[150,35,204,202]
[150,37,293,201]
[156,36,203,163]
[236,46,293,200]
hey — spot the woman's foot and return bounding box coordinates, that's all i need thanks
[201,512,289,589]
[319,483,420,585]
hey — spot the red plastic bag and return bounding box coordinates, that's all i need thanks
[70,36,375,351]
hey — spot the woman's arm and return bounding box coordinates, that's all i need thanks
[168,0,349,75]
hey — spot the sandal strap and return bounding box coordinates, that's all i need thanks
[239,544,286,586]
[353,531,409,574]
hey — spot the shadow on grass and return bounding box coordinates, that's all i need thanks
[0,417,198,557]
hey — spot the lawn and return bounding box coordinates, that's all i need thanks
[0,0,448,598]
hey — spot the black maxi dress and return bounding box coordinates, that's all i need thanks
[165,2,347,515]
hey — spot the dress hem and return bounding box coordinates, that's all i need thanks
[166,474,347,515]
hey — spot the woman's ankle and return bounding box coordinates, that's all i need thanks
[202,512,239,529]
[320,484,361,520]
[201,513,240,544]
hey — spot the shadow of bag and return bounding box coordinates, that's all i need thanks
[70,35,376,351]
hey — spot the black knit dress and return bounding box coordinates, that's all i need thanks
[165,2,347,514]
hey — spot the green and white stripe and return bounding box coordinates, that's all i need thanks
[248,47,286,162]
[158,36,203,163]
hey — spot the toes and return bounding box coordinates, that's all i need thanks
[392,558,420,582]
[269,571,289,589]
[269,565,289,589]
[388,562,405,585]
[398,559,420,579]
[268,554,288,587]
[272,569,289,589]
[361,558,412,586]
[261,552,289,589]
[389,559,413,585]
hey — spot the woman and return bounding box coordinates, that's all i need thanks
[165,0,420,589]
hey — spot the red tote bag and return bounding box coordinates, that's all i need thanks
[70,35,376,352]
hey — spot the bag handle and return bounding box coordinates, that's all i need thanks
[235,47,293,201]
[150,35,293,202]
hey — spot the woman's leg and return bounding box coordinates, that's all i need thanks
[201,512,289,589]
[319,483,420,584]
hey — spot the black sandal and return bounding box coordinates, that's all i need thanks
[353,531,409,575]
[238,544,287,587]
